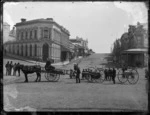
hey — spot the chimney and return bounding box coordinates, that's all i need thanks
[21,18,26,22]
[46,18,53,21]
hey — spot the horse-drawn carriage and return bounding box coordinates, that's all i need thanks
[19,64,70,82]
[117,67,139,84]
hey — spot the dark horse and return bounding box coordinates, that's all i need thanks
[19,64,41,82]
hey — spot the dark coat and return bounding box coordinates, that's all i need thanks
[76,66,81,76]
[112,69,116,77]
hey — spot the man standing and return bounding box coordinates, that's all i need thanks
[75,64,81,83]
[13,63,17,76]
[104,68,108,80]
[108,68,111,81]
[17,62,20,76]
[5,61,9,76]
[112,68,116,84]
[9,61,13,76]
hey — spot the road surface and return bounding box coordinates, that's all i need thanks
[3,54,148,112]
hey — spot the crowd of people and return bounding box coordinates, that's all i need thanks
[5,61,21,76]
[73,64,117,84]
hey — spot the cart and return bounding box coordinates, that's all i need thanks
[41,67,70,82]
[82,66,105,83]
[117,67,139,84]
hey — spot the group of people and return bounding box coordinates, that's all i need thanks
[5,61,21,76]
[72,64,117,84]
[104,68,116,84]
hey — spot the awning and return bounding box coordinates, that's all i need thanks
[61,46,70,52]
[122,48,148,54]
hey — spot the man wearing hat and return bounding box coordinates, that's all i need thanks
[75,64,81,83]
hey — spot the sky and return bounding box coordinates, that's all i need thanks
[3,2,148,53]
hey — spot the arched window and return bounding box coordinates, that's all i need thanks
[35,44,37,56]
[30,45,32,56]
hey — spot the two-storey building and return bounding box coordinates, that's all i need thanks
[4,18,70,62]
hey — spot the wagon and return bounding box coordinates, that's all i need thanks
[82,66,105,83]
[117,67,139,84]
[41,67,71,82]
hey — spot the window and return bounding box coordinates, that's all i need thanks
[49,28,51,39]
[30,31,32,39]
[35,44,37,56]
[44,29,48,38]
[35,30,37,39]
[26,31,28,39]
[21,45,23,56]
[30,45,32,56]
[17,32,19,40]
[25,44,27,56]
[21,32,23,40]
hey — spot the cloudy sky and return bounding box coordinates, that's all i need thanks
[3,2,148,53]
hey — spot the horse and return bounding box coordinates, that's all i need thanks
[19,64,41,82]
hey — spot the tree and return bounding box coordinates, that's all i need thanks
[112,39,122,63]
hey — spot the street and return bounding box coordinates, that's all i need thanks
[3,54,148,111]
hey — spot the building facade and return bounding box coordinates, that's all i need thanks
[70,36,89,57]
[4,18,70,62]
[121,22,148,67]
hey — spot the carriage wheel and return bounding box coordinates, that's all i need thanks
[54,74,60,82]
[84,74,92,82]
[117,69,128,84]
[45,72,57,81]
[127,69,139,84]
[94,70,105,83]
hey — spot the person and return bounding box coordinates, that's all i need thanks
[9,61,13,76]
[13,63,17,76]
[112,68,116,84]
[104,68,108,80]
[70,69,73,79]
[145,68,149,79]
[5,61,9,76]
[82,69,85,80]
[17,62,21,76]
[75,64,81,83]
[108,68,111,81]
[73,63,77,71]
[45,58,55,72]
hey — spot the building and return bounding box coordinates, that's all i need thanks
[3,22,16,43]
[70,36,89,57]
[4,18,70,62]
[121,22,148,67]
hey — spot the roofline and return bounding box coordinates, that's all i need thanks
[122,48,148,54]
[15,19,70,35]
